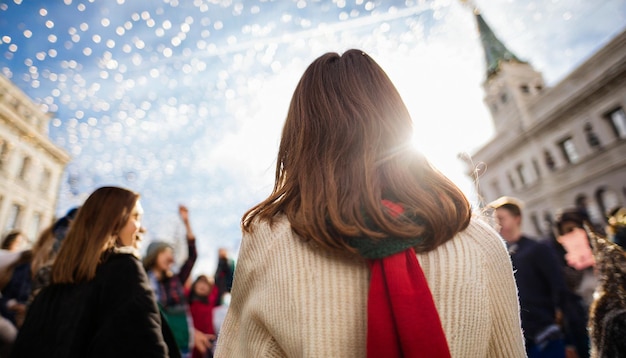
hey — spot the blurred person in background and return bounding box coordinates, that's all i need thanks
[144,205,210,358]
[29,207,79,301]
[0,249,31,358]
[0,231,30,330]
[490,197,576,358]
[549,208,598,358]
[188,275,219,358]
[0,233,25,253]
[213,248,234,306]
[11,186,177,357]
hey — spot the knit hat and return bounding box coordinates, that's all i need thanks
[142,241,173,270]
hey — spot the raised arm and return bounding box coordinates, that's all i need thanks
[177,205,197,284]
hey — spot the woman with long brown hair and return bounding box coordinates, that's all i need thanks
[11,186,178,357]
[214,50,525,357]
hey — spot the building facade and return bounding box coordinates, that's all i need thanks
[0,74,70,243]
[465,12,626,238]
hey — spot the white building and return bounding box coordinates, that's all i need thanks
[0,74,70,243]
[464,12,626,237]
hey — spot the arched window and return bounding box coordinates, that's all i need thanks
[558,137,579,164]
[605,107,626,139]
[596,187,621,221]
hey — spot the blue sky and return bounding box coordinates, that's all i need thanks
[1,0,625,275]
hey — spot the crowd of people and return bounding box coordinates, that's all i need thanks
[0,189,233,357]
[0,49,624,357]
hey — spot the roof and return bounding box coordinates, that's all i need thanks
[475,12,525,78]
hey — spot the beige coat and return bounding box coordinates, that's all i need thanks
[214,215,526,357]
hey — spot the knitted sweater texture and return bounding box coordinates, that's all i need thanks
[214,215,526,357]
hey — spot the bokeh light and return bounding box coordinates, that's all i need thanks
[1,0,625,274]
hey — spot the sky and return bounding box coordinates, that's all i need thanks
[1,0,625,275]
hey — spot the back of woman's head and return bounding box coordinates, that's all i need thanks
[52,186,139,284]
[243,49,470,254]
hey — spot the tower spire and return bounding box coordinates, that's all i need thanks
[474,10,525,78]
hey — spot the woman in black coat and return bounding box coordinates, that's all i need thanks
[11,186,179,358]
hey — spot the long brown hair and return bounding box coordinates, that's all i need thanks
[30,224,55,277]
[242,49,470,254]
[51,187,139,284]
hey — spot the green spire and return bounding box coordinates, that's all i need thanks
[475,13,524,77]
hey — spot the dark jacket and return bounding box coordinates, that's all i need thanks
[509,236,573,341]
[0,262,31,326]
[11,252,178,358]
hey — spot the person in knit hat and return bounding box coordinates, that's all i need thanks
[213,50,525,357]
[143,205,211,358]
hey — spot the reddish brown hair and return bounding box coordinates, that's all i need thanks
[52,187,139,284]
[242,50,470,254]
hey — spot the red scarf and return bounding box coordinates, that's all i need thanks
[365,200,450,358]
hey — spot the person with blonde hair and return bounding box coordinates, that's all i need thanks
[11,186,178,357]
[214,50,525,357]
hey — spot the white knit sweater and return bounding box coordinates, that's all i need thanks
[214,215,526,357]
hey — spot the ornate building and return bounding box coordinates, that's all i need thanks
[0,74,70,243]
[465,12,626,237]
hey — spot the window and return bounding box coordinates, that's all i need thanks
[536,84,543,92]
[544,150,556,171]
[516,164,527,186]
[530,213,542,237]
[532,159,541,178]
[501,92,508,104]
[507,172,516,190]
[5,204,22,232]
[40,168,52,193]
[558,137,579,164]
[29,212,42,242]
[520,85,530,94]
[596,187,620,221]
[584,122,602,150]
[605,107,626,139]
[18,156,32,181]
[0,139,9,170]
[491,180,501,198]
[543,212,554,233]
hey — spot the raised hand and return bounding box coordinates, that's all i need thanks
[179,205,189,223]
[178,205,194,240]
